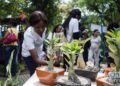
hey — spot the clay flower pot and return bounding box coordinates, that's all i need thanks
[104,68,112,75]
[36,66,64,85]
[96,76,113,86]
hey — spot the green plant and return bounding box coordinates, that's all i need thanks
[60,39,87,84]
[0,81,2,86]
[4,50,22,86]
[106,28,120,71]
[44,35,60,71]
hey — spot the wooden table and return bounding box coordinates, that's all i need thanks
[23,72,48,86]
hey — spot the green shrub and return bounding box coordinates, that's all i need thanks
[106,28,120,71]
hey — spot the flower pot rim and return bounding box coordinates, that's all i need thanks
[36,66,65,73]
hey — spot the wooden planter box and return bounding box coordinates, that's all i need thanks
[75,69,98,81]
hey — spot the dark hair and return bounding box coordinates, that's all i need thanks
[70,9,81,18]
[93,29,99,35]
[9,19,17,27]
[107,23,119,31]
[62,9,81,36]
[11,21,17,27]
[29,11,47,26]
[52,24,62,33]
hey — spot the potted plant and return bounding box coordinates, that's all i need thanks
[69,38,97,81]
[105,28,120,84]
[55,40,91,86]
[36,35,64,85]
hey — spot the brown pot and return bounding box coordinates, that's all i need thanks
[96,71,113,86]
[36,66,64,85]
[103,68,112,75]
[96,76,113,86]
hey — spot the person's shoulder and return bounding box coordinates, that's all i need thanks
[71,18,78,23]
[11,27,18,32]
[24,26,33,36]
[7,27,15,32]
[7,28,11,31]
[98,36,101,39]
[97,36,101,40]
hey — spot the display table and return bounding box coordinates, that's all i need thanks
[23,72,48,86]
[23,72,69,86]
[23,72,91,86]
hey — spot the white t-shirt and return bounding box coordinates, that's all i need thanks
[90,36,101,49]
[47,32,64,40]
[66,18,79,42]
[22,26,46,60]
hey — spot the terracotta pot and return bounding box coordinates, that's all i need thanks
[36,66,64,85]
[96,76,113,86]
[96,72,113,86]
[104,68,112,75]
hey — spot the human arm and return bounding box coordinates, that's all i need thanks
[95,36,101,53]
[29,49,47,65]
[67,19,79,42]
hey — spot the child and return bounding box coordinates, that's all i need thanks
[88,29,101,71]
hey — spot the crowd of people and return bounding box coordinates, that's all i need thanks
[0,9,118,76]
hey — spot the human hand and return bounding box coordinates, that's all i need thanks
[53,55,60,64]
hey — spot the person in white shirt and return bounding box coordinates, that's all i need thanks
[47,24,65,42]
[22,11,47,76]
[62,9,81,42]
[62,9,81,69]
[47,24,66,67]
[88,29,101,71]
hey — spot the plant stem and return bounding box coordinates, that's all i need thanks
[68,54,74,80]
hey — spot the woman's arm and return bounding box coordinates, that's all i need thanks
[95,36,101,53]
[29,49,47,65]
[98,42,101,48]
[98,36,101,48]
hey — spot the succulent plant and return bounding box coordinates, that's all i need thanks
[106,28,120,71]
[45,35,60,71]
[4,50,22,86]
[60,39,87,84]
